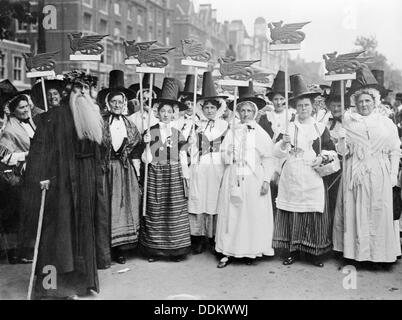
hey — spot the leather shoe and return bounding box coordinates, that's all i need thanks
[217,256,231,268]
[283,255,297,265]
[115,256,126,264]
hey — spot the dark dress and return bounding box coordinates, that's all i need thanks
[19,104,102,298]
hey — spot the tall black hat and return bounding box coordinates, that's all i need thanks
[396,93,402,102]
[347,66,384,96]
[228,81,266,110]
[371,69,392,99]
[128,73,162,99]
[179,74,201,99]
[289,74,320,102]
[97,70,136,105]
[266,70,292,100]
[155,78,188,111]
[199,71,228,101]
[325,81,346,103]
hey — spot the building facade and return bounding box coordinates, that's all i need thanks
[170,0,228,80]
[10,0,173,89]
[0,40,32,91]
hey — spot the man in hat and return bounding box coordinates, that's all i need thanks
[19,74,104,299]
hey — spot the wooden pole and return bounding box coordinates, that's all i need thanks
[284,51,289,134]
[142,73,154,217]
[191,67,198,164]
[40,77,48,112]
[340,79,346,225]
[139,73,144,132]
[232,86,238,164]
[27,180,50,300]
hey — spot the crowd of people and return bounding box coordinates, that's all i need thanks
[0,64,401,299]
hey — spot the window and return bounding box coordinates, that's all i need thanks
[106,44,113,65]
[16,20,29,32]
[83,13,92,31]
[127,7,133,21]
[148,27,153,41]
[83,0,93,7]
[99,0,108,13]
[137,11,143,26]
[137,35,142,42]
[127,26,133,40]
[148,9,153,22]
[13,56,23,81]
[166,35,170,46]
[100,19,108,34]
[166,17,170,28]
[0,53,6,79]
[157,11,162,26]
[114,2,120,15]
[30,22,38,32]
[114,22,121,38]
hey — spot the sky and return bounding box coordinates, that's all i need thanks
[196,0,402,70]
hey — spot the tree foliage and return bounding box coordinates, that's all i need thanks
[355,35,402,94]
[0,0,37,40]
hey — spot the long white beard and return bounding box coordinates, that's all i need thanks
[69,91,103,145]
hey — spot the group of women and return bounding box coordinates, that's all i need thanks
[0,65,401,278]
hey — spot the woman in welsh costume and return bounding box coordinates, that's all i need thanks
[187,71,229,254]
[333,66,401,268]
[0,94,36,264]
[140,78,191,262]
[215,82,275,268]
[98,70,142,265]
[273,74,338,267]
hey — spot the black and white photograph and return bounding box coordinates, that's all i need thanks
[0,0,401,306]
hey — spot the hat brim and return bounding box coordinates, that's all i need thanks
[266,91,292,100]
[97,87,136,105]
[198,95,228,101]
[289,92,321,103]
[179,92,202,100]
[128,84,162,96]
[228,97,266,111]
[347,84,385,97]
[156,98,188,112]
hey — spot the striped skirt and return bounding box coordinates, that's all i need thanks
[273,208,333,256]
[140,162,191,257]
[189,213,217,238]
[109,160,140,248]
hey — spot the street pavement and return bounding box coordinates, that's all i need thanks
[1,246,401,300]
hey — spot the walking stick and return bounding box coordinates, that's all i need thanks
[27,180,50,300]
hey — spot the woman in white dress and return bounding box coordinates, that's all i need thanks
[187,72,229,254]
[333,67,401,268]
[215,95,275,268]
